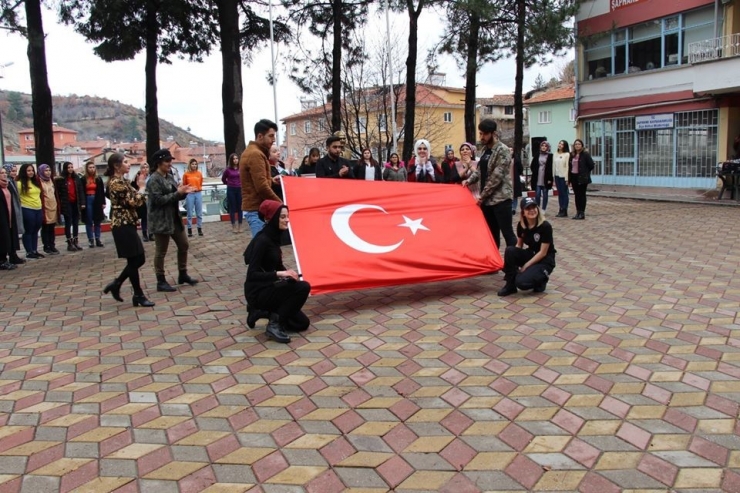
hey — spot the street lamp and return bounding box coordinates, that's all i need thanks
[0,62,15,167]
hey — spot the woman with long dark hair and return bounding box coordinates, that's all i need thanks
[103,153,154,307]
[81,161,106,247]
[568,139,595,220]
[18,163,44,259]
[530,141,553,212]
[383,153,407,182]
[353,148,382,181]
[222,153,242,233]
[183,159,204,237]
[553,140,570,217]
[55,162,84,251]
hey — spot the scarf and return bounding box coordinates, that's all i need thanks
[38,164,51,181]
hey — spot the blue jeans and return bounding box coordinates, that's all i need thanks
[84,195,102,240]
[535,186,549,211]
[554,176,569,212]
[185,191,203,229]
[245,211,264,237]
[226,186,242,225]
[21,207,42,254]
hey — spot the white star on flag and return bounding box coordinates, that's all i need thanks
[398,216,430,235]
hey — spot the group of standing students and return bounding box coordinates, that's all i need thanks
[529,138,595,219]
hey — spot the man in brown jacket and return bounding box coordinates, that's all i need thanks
[240,119,282,236]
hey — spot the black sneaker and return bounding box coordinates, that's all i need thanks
[497,284,517,297]
[34,251,45,259]
[265,321,290,344]
[10,257,25,265]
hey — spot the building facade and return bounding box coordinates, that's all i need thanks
[17,124,78,155]
[282,84,467,163]
[576,0,740,187]
[526,85,577,155]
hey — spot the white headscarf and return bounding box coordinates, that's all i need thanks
[413,139,434,178]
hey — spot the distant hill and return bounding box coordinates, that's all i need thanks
[0,90,212,148]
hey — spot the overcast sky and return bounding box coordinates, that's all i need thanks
[1,5,568,144]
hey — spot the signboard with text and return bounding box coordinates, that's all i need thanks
[611,0,647,11]
[635,114,674,130]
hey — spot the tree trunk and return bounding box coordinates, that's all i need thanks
[464,9,480,145]
[331,0,342,132]
[25,0,54,170]
[217,0,246,158]
[145,0,160,162]
[402,0,423,163]
[513,0,525,159]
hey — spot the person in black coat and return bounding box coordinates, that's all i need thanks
[244,200,310,344]
[530,141,554,212]
[316,136,354,179]
[0,167,22,269]
[353,149,382,181]
[568,139,595,220]
[54,162,84,251]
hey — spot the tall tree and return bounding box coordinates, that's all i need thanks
[216,0,290,157]
[399,0,427,162]
[285,0,373,133]
[435,0,503,144]
[59,0,217,161]
[1,0,55,168]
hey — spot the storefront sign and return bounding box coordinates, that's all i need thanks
[635,114,674,130]
[611,0,647,11]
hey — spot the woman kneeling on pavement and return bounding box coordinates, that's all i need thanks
[244,200,310,344]
[498,197,556,296]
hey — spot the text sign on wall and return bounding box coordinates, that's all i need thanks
[611,0,647,11]
[635,114,674,130]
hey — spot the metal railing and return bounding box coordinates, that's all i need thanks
[688,33,740,64]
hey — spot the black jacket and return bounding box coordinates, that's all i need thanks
[353,162,382,181]
[568,151,595,185]
[530,153,554,190]
[54,172,84,214]
[316,155,354,179]
[244,207,286,302]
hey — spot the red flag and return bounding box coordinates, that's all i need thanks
[281,176,503,295]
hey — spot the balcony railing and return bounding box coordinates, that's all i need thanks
[688,33,740,64]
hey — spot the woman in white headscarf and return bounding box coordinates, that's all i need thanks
[408,139,438,183]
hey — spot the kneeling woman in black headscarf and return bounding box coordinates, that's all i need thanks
[244,200,310,343]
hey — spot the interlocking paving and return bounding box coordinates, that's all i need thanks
[1,197,740,493]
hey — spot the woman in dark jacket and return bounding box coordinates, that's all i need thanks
[244,200,310,344]
[81,161,106,247]
[54,162,84,251]
[568,139,595,220]
[0,167,22,269]
[530,141,554,212]
[353,149,382,181]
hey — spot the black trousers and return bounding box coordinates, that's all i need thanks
[63,204,79,239]
[116,254,146,295]
[41,223,56,249]
[247,280,311,332]
[572,182,588,213]
[502,246,554,290]
[482,200,516,248]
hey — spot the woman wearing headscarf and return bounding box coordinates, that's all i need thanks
[530,141,553,212]
[407,139,437,183]
[38,164,60,255]
[244,200,310,344]
[103,153,155,307]
[18,163,44,259]
[0,167,22,270]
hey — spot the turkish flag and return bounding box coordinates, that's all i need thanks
[281,176,503,295]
